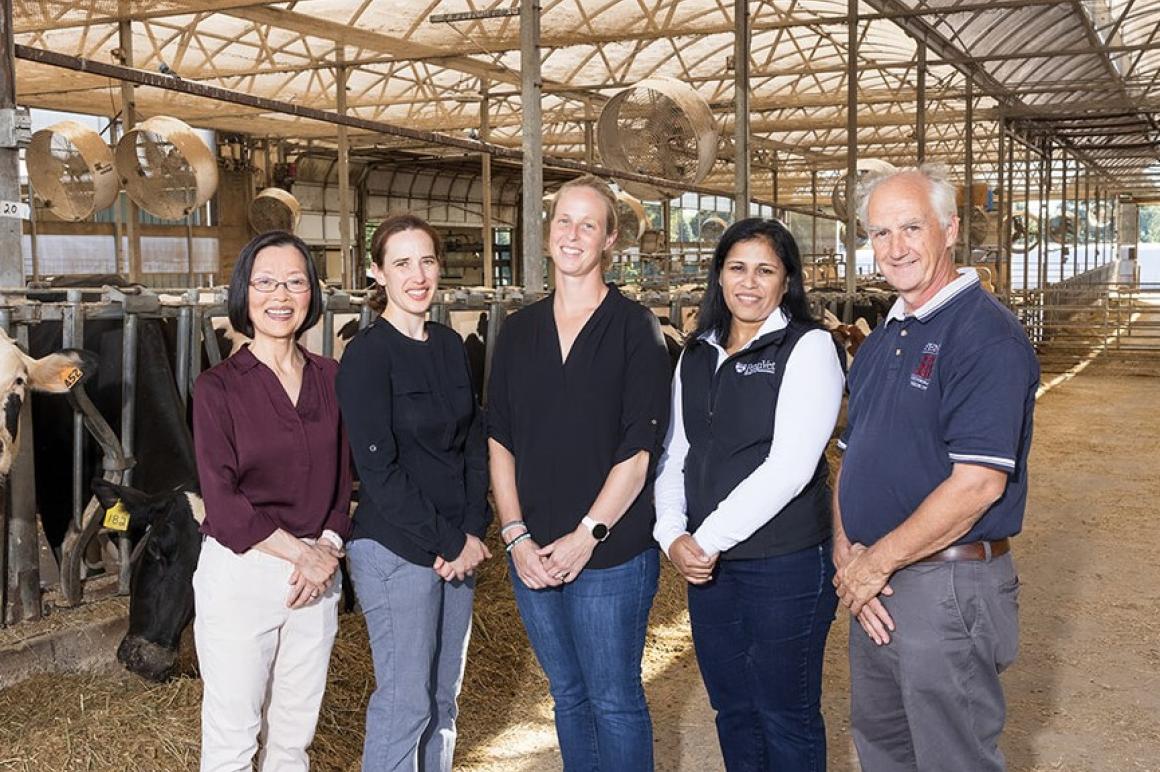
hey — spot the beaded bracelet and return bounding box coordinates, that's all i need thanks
[505,532,532,553]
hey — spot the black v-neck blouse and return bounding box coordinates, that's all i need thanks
[487,285,672,568]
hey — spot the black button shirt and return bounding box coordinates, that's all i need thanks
[487,285,672,569]
[337,318,491,566]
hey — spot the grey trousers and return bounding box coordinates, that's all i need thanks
[850,552,1020,772]
[347,538,475,772]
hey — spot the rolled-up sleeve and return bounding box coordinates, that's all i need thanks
[337,348,467,561]
[192,372,278,553]
[485,324,514,453]
[613,312,672,464]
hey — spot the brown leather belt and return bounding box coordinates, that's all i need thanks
[922,538,1010,563]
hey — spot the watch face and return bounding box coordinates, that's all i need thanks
[592,523,609,541]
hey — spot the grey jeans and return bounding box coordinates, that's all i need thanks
[850,552,1020,772]
[346,538,475,772]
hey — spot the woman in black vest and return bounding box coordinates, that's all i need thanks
[654,218,844,771]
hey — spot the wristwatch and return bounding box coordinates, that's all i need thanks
[581,516,610,542]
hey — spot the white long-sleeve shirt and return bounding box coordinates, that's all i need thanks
[653,308,845,558]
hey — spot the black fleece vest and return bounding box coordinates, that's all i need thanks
[680,318,832,560]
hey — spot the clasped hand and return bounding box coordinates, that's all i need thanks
[433,533,491,582]
[833,541,896,646]
[287,540,342,609]
[668,534,717,584]
[510,526,595,589]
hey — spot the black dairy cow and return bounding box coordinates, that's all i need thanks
[91,478,203,682]
[28,314,196,551]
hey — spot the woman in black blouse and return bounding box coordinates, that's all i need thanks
[336,214,491,772]
[487,175,672,771]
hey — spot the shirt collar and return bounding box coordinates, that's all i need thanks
[702,306,789,353]
[885,268,980,324]
[230,342,317,372]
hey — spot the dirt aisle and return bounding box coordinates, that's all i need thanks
[461,370,1160,772]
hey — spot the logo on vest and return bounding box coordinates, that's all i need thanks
[735,359,777,377]
[910,342,940,390]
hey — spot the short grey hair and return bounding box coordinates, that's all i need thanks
[856,164,958,229]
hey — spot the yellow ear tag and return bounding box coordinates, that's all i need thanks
[103,500,130,532]
[63,367,83,389]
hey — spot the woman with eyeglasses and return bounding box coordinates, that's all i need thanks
[191,230,352,771]
[336,213,491,772]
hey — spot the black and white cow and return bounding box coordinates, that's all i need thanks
[0,328,94,477]
[90,478,204,682]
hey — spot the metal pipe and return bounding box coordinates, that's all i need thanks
[963,74,974,264]
[62,290,85,530]
[7,323,41,622]
[175,299,192,407]
[1024,136,1031,293]
[336,51,353,288]
[187,288,202,383]
[118,310,138,595]
[916,40,926,163]
[322,298,335,359]
[1061,153,1068,284]
[997,115,1007,300]
[482,301,505,405]
[810,169,818,260]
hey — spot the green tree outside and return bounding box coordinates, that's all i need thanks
[1140,205,1160,243]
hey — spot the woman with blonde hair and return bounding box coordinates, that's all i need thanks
[488,176,671,770]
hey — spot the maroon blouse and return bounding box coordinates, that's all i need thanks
[192,345,353,553]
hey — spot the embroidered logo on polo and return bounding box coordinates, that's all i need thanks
[910,342,940,390]
[735,360,777,376]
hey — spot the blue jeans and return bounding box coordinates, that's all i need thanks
[510,548,659,772]
[687,540,838,772]
[347,538,475,772]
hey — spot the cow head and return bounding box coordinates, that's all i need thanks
[91,478,204,682]
[0,329,95,476]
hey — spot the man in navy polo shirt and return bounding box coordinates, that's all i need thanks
[833,166,1039,772]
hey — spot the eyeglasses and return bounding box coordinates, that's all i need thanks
[250,277,312,294]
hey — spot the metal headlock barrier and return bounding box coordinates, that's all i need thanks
[3,256,1153,625]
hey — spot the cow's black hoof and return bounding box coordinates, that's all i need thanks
[117,635,178,682]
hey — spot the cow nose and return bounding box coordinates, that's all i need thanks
[117,635,178,682]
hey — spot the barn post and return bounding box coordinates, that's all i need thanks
[843,0,859,317]
[481,79,494,289]
[810,169,818,263]
[117,20,142,283]
[998,114,1007,300]
[336,49,353,288]
[118,308,138,595]
[519,0,545,293]
[733,0,750,218]
[0,0,23,289]
[63,290,85,531]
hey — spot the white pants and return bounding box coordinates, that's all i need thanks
[193,536,340,772]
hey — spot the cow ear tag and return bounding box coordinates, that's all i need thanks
[62,367,83,389]
[103,499,130,531]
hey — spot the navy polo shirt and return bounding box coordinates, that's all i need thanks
[838,270,1040,547]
